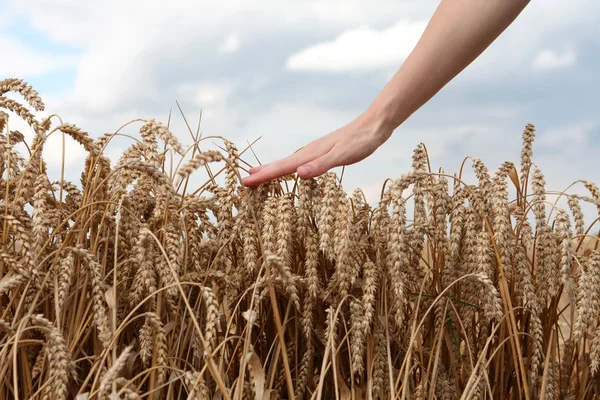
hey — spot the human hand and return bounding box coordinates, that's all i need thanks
[241,108,395,187]
[241,0,529,188]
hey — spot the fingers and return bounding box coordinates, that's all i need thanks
[248,145,312,175]
[249,165,266,174]
[297,152,335,179]
[241,143,327,187]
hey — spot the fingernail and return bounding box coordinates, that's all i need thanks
[297,165,312,176]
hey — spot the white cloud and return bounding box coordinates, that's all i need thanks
[43,130,87,165]
[286,20,427,72]
[0,36,76,77]
[3,109,86,167]
[539,120,595,150]
[5,0,586,117]
[238,102,358,156]
[4,0,599,197]
[170,82,239,144]
[0,6,17,30]
[218,33,240,54]
[306,1,433,26]
[9,0,116,47]
[8,0,433,49]
[533,48,577,70]
[176,83,231,106]
[196,87,228,106]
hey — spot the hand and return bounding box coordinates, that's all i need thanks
[241,108,395,187]
[241,0,528,188]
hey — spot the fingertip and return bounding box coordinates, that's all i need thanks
[297,154,333,179]
[242,169,271,186]
[241,175,257,187]
[297,165,313,179]
[249,164,266,174]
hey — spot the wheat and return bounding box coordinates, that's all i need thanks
[139,317,154,366]
[591,327,600,375]
[241,199,259,274]
[556,210,574,299]
[372,320,388,400]
[410,144,428,275]
[56,123,100,155]
[200,286,220,358]
[350,298,366,377]
[388,179,409,327]
[0,78,45,110]
[575,250,600,340]
[32,175,51,254]
[298,178,317,240]
[129,226,157,309]
[318,172,338,259]
[261,196,278,256]
[267,254,300,311]
[144,312,168,387]
[68,246,112,347]
[31,346,46,380]
[295,340,314,400]
[175,150,224,184]
[275,194,295,269]
[474,272,503,322]
[302,225,320,339]
[3,81,600,399]
[582,180,600,215]
[29,314,73,400]
[99,345,134,398]
[331,193,354,297]
[568,196,586,236]
[56,254,74,311]
[448,184,466,286]
[142,118,185,156]
[362,260,378,333]
[520,123,536,189]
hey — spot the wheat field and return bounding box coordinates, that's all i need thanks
[1,77,600,399]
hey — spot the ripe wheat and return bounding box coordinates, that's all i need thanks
[1,78,600,399]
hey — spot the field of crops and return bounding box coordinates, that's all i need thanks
[1,78,600,399]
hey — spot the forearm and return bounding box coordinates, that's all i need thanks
[369,0,530,136]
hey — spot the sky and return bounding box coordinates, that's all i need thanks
[1,0,599,215]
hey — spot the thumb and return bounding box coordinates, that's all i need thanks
[297,153,334,179]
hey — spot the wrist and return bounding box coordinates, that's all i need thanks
[365,96,402,142]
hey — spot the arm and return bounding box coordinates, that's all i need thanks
[242,0,530,187]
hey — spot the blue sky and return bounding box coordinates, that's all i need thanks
[1,0,599,215]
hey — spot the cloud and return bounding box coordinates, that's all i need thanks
[196,87,229,106]
[3,108,86,168]
[237,102,358,156]
[0,36,76,77]
[8,1,116,47]
[286,20,427,72]
[533,48,577,70]
[218,33,240,54]
[4,0,600,198]
[8,0,433,49]
[176,82,231,106]
[538,120,595,150]
[0,5,16,30]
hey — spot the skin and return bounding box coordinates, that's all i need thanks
[241,0,531,187]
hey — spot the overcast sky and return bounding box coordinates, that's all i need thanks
[1,0,599,211]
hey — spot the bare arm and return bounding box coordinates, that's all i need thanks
[242,0,530,187]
